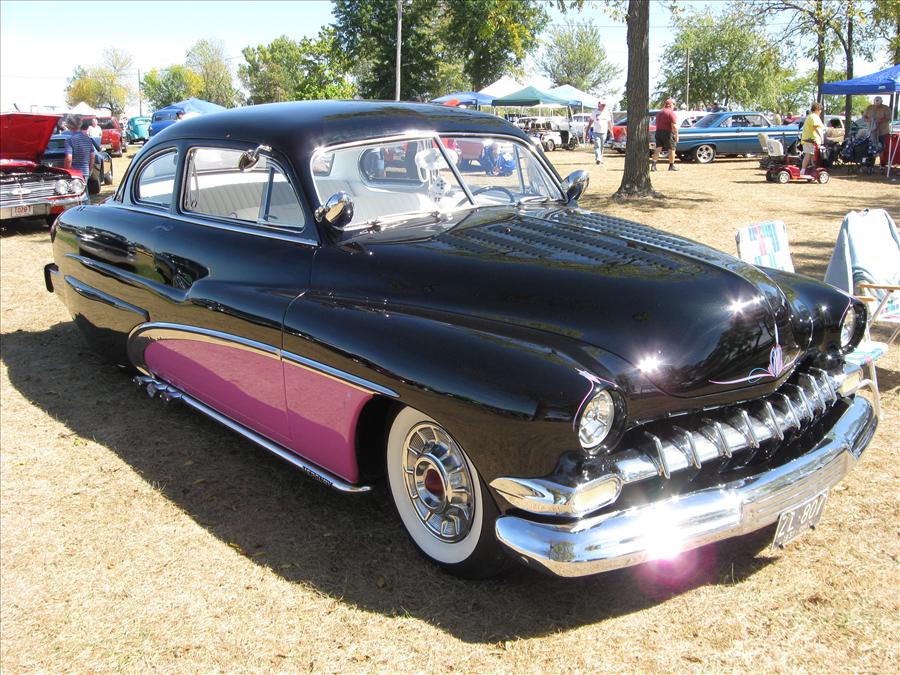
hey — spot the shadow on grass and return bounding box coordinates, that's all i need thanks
[3,323,786,643]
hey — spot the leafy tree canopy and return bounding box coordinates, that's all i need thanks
[537,20,620,95]
[186,39,239,107]
[141,65,203,110]
[65,48,134,116]
[239,29,355,104]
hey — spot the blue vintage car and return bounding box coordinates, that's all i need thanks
[676,112,802,163]
[124,116,151,144]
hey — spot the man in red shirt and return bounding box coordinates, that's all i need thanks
[652,98,679,171]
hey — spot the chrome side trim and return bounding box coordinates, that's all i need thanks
[64,275,149,319]
[495,395,876,577]
[134,375,371,494]
[128,321,398,398]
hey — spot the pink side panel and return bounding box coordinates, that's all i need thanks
[145,340,293,449]
[283,361,370,484]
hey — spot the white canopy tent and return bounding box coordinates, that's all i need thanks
[549,84,600,109]
[69,101,101,116]
[477,76,522,100]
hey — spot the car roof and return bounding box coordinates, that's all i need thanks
[149,100,531,160]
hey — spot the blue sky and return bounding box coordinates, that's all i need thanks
[0,0,887,113]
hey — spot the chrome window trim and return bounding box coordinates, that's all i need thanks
[133,147,179,209]
[127,322,397,398]
[180,145,310,235]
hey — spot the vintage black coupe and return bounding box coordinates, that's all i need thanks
[46,101,878,578]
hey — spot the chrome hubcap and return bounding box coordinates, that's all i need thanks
[403,423,475,542]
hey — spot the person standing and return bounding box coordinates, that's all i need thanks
[652,97,679,171]
[863,96,891,158]
[62,115,95,183]
[800,102,825,176]
[86,117,103,147]
[588,99,611,165]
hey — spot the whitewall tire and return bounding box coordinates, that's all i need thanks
[385,406,505,578]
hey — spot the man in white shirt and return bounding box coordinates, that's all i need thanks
[588,100,611,165]
[87,118,103,147]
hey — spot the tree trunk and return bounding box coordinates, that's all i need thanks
[844,0,853,123]
[614,0,655,199]
[815,0,825,104]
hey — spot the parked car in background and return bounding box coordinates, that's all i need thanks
[609,110,708,153]
[42,134,113,195]
[676,111,802,163]
[124,116,151,144]
[0,113,88,224]
[148,108,180,138]
[80,116,126,156]
[45,101,877,579]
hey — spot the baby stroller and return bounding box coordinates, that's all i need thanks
[840,123,882,174]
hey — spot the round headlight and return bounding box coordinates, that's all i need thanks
[840,305,858,349]
[578,389,615,451]
[54,179,68,195]
[69,178,85,194]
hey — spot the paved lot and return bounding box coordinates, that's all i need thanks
[1,147,898,671]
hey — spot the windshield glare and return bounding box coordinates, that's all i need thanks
[694,113,724,128]
[311,135,562,228]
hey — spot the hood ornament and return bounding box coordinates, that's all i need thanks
[710,324,797,385]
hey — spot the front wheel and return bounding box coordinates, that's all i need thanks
[817,170,830,184]
[544,139,556,152]
[693,144,716,163]
[385,407,506,578]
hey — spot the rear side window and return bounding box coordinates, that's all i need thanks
[136,151,178,207]
[183,147,306,229]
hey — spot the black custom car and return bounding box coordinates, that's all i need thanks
[45,101,878,578]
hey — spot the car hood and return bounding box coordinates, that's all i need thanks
[323,206,804,399]
[0,113,60,162]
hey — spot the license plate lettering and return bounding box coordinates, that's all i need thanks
[773,492,828,548]
[13,205,33,217]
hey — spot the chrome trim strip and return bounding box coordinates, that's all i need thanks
[64,275,149,319]
[133,375,370,494]
[127,322,398,398]
[491,474,622,516]
[495,395,876,577]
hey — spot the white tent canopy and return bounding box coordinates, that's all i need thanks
[69,101,101,115]
[478,76,522,99]
[549,84,600,108]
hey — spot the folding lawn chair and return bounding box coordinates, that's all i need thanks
[757,133,786,169]
[736,217,889,416]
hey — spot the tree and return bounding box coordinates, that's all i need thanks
[186,39,239,107]
[141,66,203,110]
[654,7,782,110]
[538,20,620,94]
[614,0,655,199]
[446,0,549,90]
[64,48,134,116]
[239,30,355,103]
[871,0,900,65]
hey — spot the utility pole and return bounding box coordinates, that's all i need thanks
[394,0,402,101]
[138,68,143,116]
[685,44,690,110]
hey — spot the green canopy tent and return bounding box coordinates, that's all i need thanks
[490,86,571,107]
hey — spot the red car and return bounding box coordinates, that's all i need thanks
[609,110,708,153]
[0,113,88,224]
[81,116,126,157]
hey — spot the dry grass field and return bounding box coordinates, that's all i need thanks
[1,147,898,672]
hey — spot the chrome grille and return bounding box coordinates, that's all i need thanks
[0,177,58,203]
[611,367,842,487]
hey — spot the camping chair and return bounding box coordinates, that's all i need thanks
[736,217,889,416]
[824,208,900,347]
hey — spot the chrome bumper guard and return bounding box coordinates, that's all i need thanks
[494,364,878,577]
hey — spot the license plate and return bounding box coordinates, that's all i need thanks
[13,205,33,217]
[772,492,828,548]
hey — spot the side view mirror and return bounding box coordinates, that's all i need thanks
[315,192,354,229]
[238,144,272,172]
[561,170,589,203]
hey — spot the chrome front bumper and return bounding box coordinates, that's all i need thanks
[0,194,86,220]
[495,394,877,577]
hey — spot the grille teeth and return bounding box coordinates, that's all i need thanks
[611,368,840,485]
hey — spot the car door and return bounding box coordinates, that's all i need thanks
[736,114,769,153]
[135,142,317,451]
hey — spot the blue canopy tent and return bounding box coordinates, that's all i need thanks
[821,64,899,176]
[430,91,495,108]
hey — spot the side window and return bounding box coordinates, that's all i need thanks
[136,151,178,207]
[743,115,768,127]
[183,147,306,229]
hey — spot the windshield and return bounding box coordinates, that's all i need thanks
[310,135,562,228]
[694,113,725,128]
